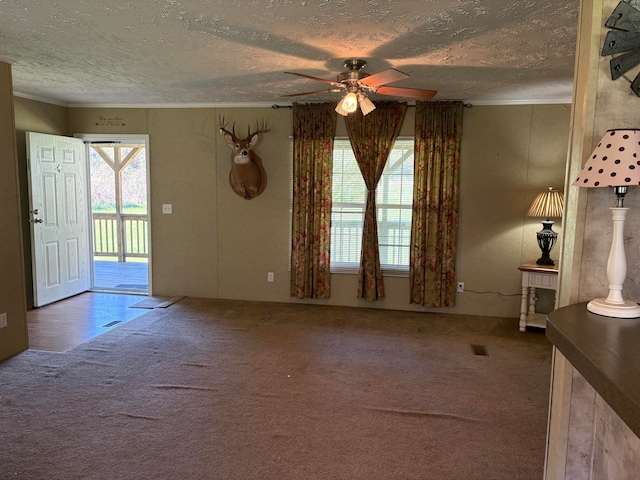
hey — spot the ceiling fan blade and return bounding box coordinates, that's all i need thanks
[375,86,437,99]
[284,72,343,87]
[282,88,344,97]
[359,68,409,87]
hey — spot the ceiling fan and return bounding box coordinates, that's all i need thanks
[283,59,437,116]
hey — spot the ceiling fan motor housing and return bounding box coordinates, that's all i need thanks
[337,70,370,83]
[337,59,370,84]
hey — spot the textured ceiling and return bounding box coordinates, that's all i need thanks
[0,0,579,106]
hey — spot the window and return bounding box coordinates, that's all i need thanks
[331,138,414,275]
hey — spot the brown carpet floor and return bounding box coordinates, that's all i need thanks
[0,297,552,480]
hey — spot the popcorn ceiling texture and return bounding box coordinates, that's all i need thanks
[0,0,578,105]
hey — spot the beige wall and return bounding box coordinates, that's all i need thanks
[13,101,570,319]
[457,104,569,316]
[0,62,28,361]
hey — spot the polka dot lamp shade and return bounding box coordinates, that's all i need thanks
[573,129,640,187]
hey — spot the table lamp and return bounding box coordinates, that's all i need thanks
[572,129,640,318]
[527,187,564,265]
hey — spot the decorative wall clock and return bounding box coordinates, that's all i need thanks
[602,0,640,96]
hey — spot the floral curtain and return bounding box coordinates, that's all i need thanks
[410,101,463,307]
[345,102,407,301]
[290,103,337,299]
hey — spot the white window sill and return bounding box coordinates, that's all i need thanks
[331,265,409,278]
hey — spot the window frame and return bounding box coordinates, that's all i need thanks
[330,137,414,277]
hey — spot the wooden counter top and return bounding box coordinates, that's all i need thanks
[546,303,640,438]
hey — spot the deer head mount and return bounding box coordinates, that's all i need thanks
[219,116,270,200]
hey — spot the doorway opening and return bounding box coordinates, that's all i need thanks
[80,135,151,295]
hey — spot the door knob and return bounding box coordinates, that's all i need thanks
[31,218,43,223]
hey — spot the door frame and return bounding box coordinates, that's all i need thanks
[74,133,152,295]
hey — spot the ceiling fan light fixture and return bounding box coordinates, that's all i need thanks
[335,98,350,116]
[343,92,359,113]
[358,93,376,116]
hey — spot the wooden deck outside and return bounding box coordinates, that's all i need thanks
[93,260,149,291]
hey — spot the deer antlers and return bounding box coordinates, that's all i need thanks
[219,116,270,140]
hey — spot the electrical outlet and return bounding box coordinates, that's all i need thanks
[162,204,172,214]
[0,312,7,328]
[267,272,274,282]
[457,282,464,293]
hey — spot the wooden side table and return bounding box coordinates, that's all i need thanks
[517,260,558,332]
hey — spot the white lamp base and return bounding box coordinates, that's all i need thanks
[587,298,640,318]
[587,207,640,319]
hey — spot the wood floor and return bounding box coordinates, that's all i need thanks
[27,292,148,352]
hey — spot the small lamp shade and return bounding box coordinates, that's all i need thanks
[527,187,564,219]
[528,187,564,266]
[335,92,359,116]
[342,92,358,113]
[357,93,376,116]
[572,128,640,318]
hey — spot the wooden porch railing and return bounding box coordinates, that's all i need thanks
[93,213,149,262]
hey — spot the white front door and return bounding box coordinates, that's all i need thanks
[27,132,91,307]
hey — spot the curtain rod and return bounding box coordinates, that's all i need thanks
[271,103,473,110]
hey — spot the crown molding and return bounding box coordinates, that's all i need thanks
[467,98,572,106]
[67,102,279,109]
[11,93,573,109]
[13,91,69,107]
[0,53,17,64]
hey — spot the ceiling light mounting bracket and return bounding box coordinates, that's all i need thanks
[343,59,367,71]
